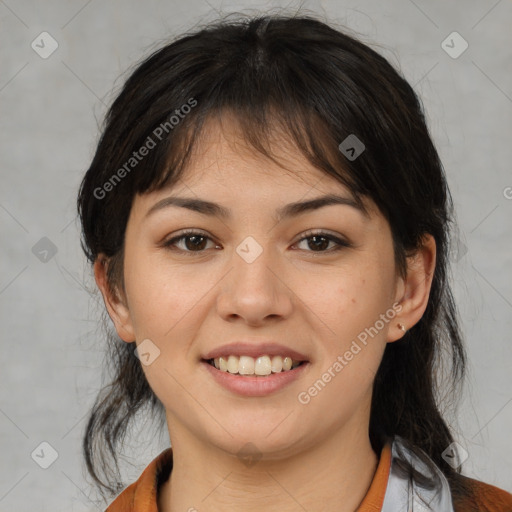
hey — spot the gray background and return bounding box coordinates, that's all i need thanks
[1,0,511,510]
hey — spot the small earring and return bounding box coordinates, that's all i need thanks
[397,323,406,332]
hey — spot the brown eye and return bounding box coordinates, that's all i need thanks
[295,231,351,253]
[163,230,217,254]
[181,234,208,251]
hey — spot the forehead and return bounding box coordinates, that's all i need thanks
[174,113,342,193]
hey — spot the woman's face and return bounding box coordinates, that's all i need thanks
[102,116,414,460]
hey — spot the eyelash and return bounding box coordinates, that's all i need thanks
[162,229,351,256]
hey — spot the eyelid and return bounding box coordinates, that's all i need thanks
[295,228,350,245]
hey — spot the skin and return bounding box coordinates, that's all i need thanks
[95,114,436,512]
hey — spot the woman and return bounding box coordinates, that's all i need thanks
[77,13,512,511]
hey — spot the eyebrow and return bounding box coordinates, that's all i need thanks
[145,193,369,221]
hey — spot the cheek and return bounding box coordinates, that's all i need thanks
[310,269,392,343]
[296,274,390,421]
[123,256,205,399]
[122,251,195,339]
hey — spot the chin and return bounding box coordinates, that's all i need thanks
[203,422,309,462]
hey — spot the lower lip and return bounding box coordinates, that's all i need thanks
[200,360,310,397]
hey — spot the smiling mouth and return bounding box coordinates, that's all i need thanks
[203,355,306,376]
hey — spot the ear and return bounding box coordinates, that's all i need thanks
[94,254,135,343]
[388,234,436,342]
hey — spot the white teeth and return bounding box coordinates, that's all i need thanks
[209,354,302,376]
[271,355,282,373]
[219,356,228,372]
[227,355,239,374]
[239,355,254,375]
[255,356,271,376]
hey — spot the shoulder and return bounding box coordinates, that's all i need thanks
[452,474,512,512]
[105,448,173,512]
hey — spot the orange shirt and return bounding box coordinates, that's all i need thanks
[106,443,512,511]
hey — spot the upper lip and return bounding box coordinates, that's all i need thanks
[201,342,309,361]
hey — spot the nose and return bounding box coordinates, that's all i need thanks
[215,243,293,327]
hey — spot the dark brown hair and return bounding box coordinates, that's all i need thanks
[77,12,467,502]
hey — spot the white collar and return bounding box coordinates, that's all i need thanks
[381,436,454,512]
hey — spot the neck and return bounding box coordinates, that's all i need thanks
[158,425,379,512]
